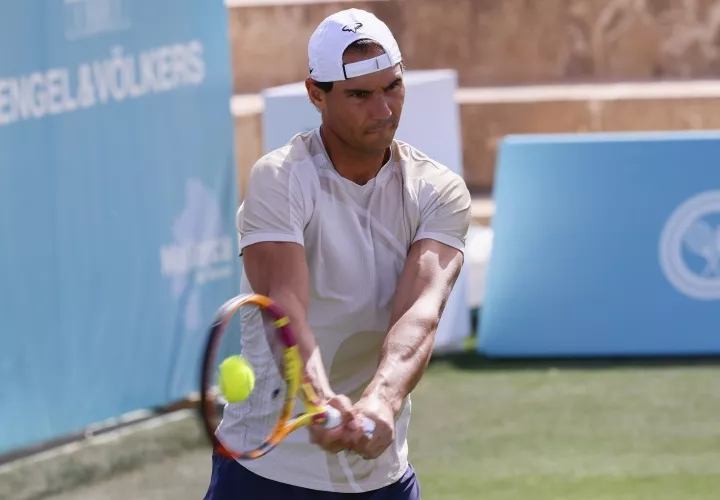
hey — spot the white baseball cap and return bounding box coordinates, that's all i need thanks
[308,8,402,83]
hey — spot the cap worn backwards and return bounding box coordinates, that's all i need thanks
[307,8,402,83]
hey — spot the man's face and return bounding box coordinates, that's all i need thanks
[310,46,405,155]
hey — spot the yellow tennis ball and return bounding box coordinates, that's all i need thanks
[218,355,255,403]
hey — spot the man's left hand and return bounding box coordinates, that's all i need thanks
[349,394,396,459]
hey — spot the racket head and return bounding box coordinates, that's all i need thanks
[198,293,330,460]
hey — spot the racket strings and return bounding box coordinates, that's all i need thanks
[211,301,295,451]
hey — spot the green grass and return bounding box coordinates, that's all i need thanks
[408,354,720,499]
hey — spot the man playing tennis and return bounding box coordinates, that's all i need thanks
[204,7,470,499]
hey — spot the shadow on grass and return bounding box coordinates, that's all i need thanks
[429,350,720,372]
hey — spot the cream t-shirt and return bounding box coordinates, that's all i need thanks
[217,128,470,493]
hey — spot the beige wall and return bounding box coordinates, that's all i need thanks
[227,0,720,193]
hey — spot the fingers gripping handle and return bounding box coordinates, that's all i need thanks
[323,406,375,437]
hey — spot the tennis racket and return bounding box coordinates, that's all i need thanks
[198,293,375,460]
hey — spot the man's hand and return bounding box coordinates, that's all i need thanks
[348,393,396,459]
[308,394,367,454]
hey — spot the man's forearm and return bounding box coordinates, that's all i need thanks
[294,321,335,402]
[243,241,336,403]
[269,288,335,401]
[362,303,439,416]
[362,239,464,416]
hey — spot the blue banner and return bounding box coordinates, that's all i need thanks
[479,131,720,357]
[0,0,239,454]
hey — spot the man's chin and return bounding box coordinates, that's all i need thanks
[364,131,395,150]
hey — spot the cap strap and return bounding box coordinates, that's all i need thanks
[343,53,393,79]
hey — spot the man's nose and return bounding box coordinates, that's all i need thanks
[369,93,392,121]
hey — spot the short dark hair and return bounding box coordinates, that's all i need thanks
[311,39,390,93]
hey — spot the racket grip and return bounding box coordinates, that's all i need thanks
[323,407,375,437]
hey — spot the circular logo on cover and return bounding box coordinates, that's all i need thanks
[660,190,720,300]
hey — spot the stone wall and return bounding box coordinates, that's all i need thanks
[458,82,720,189]
[226,0,720,192]
[400,0,720,86]
[229,0,720,93]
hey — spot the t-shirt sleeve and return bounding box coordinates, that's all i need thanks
[413,170,472,253]
[236,156,309,251]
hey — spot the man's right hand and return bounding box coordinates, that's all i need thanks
[308,394,366,454]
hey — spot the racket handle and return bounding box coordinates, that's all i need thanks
[323,407,375,437]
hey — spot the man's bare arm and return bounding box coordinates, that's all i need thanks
[362,238,464,416]
[243,241,364,452]
[242,241,333,400]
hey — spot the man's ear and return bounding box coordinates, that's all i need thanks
[305,78,326,111]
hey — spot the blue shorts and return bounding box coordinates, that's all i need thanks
[203,450,422,499]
